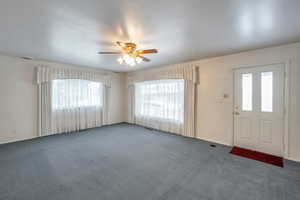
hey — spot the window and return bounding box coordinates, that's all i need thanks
[135,79,184,123]
[52,79,103,110]
[242,73,253,111]
[261,72,273,112]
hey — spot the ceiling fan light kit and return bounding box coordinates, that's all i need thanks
[98,42,158,66]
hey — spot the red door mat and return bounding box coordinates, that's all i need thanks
[230,146,284,167]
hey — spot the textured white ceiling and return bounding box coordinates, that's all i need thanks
[0,0,300,72]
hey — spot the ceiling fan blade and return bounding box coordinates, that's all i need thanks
[138,56,151,62]
[98,51,123,54]
[137,49,158,54]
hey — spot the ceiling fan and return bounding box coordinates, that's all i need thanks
[98,41,158,66]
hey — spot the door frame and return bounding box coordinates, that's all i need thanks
[233,60,290,158]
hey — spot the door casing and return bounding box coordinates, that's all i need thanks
[233,61,290,158]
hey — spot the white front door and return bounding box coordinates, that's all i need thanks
[234,64,285,156]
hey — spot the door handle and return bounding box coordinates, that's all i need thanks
[234,111,240,115]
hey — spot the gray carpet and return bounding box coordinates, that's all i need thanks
[0,123,300,200]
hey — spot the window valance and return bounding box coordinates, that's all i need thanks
[127,63,199,85]
[37,66,111,87]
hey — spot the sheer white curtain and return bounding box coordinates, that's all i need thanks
[127,65,198,138]
[128,85,135,123]
[41,79,106,136]
[134,79,184,134]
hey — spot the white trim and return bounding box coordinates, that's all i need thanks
[196,136,231,147]
[0,136,37,145]
[286,157,300,163]
[233,69,239,148]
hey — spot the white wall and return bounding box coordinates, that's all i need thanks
[109,72,127,123]
[0,54,126,144]
[1,42,299,161]
[127,42,300,162]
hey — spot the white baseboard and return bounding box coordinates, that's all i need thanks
[0,135,37,145]
[196,136,232,147]
[286,156,300,163]
[0,122,127,145]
